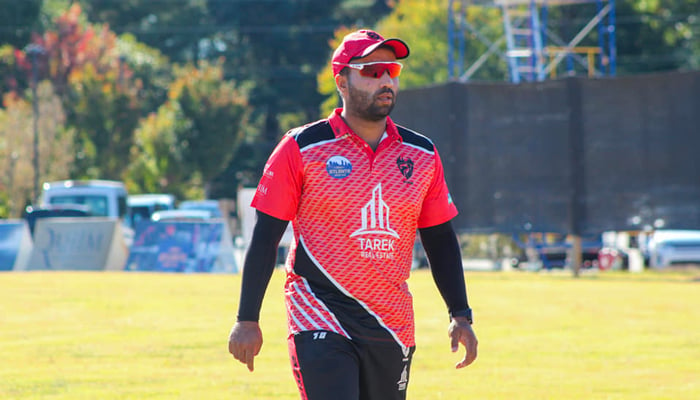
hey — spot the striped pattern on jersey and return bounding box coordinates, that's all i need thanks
[252,109,458,349]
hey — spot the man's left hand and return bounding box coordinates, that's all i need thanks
[448,317,478,369]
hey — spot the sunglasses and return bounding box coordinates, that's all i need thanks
[333,61,403,79]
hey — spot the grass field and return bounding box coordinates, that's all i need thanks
[1,268,699,399]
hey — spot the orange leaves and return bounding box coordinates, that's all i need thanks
[16,3,124,94]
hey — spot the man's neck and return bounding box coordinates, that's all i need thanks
[340,111,387,151]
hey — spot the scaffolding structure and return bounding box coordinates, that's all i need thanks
[448,0,617,83]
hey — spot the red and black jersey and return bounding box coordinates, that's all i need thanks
[251,108,458,349]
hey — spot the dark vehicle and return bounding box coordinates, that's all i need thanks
[24,204,92,236]
[538,242,601,269]
[512,233,601,270]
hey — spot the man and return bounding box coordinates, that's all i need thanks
[228,29,478,400]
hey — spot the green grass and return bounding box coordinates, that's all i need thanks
[1,268,699,399]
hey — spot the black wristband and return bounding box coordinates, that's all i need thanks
[449,308,473,324]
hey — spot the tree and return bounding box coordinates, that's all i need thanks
[117,33,172,116]
[128,60,251,199]
[126,99,194,198]
[67,62,142,179]
[207,1,395,152]
[615,0,700,73]
[172,60,251,195]
[77,0,210,64]
[12,4,150,180]
[0,82,74,217]
[0,1,42,48]
[16,3,112,98]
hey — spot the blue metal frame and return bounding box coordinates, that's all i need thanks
[451,0,617,83]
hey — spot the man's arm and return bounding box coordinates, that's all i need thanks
[418,220,478,368]
[228,210,289,372]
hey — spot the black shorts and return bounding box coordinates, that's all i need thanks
[288,331,416,400]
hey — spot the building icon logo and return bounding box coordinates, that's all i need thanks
[350,183,399,238]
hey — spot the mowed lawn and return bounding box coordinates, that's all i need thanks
[1,268,698,400]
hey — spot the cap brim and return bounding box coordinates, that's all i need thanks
[358,38,410,60]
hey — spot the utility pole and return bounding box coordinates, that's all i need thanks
[25,44,45,204]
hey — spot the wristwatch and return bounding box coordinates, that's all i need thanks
[449,308,473,324]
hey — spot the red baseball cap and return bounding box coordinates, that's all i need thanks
[331,29,410,76]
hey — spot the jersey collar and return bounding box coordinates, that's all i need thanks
[328,108,402,143]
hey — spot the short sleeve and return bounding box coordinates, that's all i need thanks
[250,135,303,221]
[417,147,458,228]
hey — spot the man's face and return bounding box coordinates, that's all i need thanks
[341,47,400,121]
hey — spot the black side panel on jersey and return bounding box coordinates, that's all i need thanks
[293,241,399,346]
[396,125,434,153]
[292,120,336,151]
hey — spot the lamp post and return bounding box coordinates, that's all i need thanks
[24,43,45,204]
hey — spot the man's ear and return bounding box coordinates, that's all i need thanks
[335,74,347,90]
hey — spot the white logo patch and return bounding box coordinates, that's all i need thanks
[350,183,398,238]
[351,184,399,260]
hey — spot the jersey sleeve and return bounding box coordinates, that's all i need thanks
[250,135,303,221]
[417,147,458,229]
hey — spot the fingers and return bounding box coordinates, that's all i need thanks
[230,340,261,372]
[455,333,478,369]
[449,322,478,369]
[230,343,256,372]
[456,356,469,369]
[245,350,255,372]
[228,322,263,372]
[455,343,477,369]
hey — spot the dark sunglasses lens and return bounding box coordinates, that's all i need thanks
[359,63,401,78]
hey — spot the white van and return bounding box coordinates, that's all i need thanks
[39,180,134,246]
[40,180,129,219]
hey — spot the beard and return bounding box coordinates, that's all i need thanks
[346,85,396,122]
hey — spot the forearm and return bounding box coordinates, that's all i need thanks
[418,221,471,317]
[237,211,289,322]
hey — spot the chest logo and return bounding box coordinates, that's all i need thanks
[326,155,352,179]
[350,183,399,238]
[396,156,414,183]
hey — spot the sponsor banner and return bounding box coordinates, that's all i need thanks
[0,220,32,271]
[124,220,238,273]
[24,218,127,271]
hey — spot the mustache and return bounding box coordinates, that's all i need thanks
[376,88,395,97]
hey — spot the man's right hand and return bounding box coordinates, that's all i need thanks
[228,321,263,372]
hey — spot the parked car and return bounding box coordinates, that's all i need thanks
[511,233,601,270]
[127,193,176,227]
[647,230,700,268]
[537,241,601,269]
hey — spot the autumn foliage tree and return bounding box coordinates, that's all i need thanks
[13,4,145,181]
[127,60,251,199]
